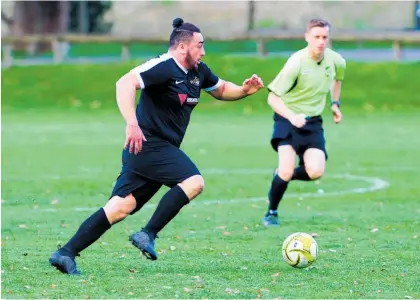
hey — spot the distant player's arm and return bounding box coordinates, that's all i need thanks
[330,55,346,123]
[266,56,306,127]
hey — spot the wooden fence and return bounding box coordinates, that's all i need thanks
[2,29,420,67]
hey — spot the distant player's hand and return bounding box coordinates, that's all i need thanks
[331,105,342,124]
[290,114,307,128]
[124,123,147,154]
[242,74,264,95]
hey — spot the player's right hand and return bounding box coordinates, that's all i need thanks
[290,114,307,128]
[124,123,147,154]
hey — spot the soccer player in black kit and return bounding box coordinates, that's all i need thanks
[49,18,264,275]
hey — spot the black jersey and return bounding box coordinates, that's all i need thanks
[131,53,221,147]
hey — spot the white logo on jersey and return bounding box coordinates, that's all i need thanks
[190,76,200,86]
[175,80,184,84]
[186,97,199,104]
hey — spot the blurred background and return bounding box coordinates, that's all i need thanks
[2,0,420,66]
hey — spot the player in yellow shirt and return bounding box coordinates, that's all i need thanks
[263,19,346,226]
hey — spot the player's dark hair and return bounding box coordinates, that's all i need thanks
[306,18,331,32]
[169,18,201,49]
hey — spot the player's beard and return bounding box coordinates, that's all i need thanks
[186,51,198,70]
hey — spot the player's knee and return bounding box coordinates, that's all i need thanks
[179,175,205,200]
[306,166,324,180]
[277,168,294,181]
[104,195,137,224]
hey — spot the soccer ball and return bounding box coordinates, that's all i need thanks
[282,232,318,268]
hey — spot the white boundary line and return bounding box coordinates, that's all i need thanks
[29,169,390,213]
[2,165,414,182]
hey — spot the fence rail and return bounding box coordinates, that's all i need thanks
[2,30,420,67]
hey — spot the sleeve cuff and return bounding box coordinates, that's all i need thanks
[203,78,222,92]
[132,70,145,89]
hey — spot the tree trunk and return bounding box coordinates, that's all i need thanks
[247,0,255,32]
[9,1,69,53]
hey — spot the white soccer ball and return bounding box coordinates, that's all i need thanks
[282,232,318,268]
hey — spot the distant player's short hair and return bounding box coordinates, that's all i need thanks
[306,19,331,32]
[169,18,201,49]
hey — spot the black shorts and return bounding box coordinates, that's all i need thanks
[270,115,328,164]
[110,137,200,214]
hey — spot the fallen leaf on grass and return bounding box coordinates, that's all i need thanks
[184,288,193,293]
[311,233,320,238]
[404,296,413,299]
[272,273,280,277]
[370,228,379,233]
[128,269,137,273]
[170,246,176,251]
[225,288,240,295]
[243,226,249,230]
[216,226,226,230]
[329,249,337,253]
[19,224,28,229]
[24,285,31,289]
[50,284,56,289]
[223,232,230,236]
[162,286,172,289]
[51,199,59,205]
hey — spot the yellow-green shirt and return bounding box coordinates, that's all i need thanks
[267,47,346,117]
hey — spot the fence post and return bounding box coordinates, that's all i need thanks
[52,38,64,64]
[392,40,402,61]
[257,38,267,57]
[121,43,130,61]
[3,44,13,68]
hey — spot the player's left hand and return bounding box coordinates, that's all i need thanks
[331,104,342,124]
[242,74,264,95]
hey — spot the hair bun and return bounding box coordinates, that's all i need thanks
[172,18,184,29]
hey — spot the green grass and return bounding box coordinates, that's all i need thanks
[1,58,420,298]
[2,56,420,113]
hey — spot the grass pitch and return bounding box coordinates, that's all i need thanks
[1,57,420,299]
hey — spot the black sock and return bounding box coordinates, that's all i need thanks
[144,185,189,238]
[60,208,111,257]
[291,165,311,181]
[268,175,289,211]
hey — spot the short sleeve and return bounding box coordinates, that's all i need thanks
[200,63,222,92]
[130,54,171,89]
[267,55,300,97]
[334,55,346,81]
